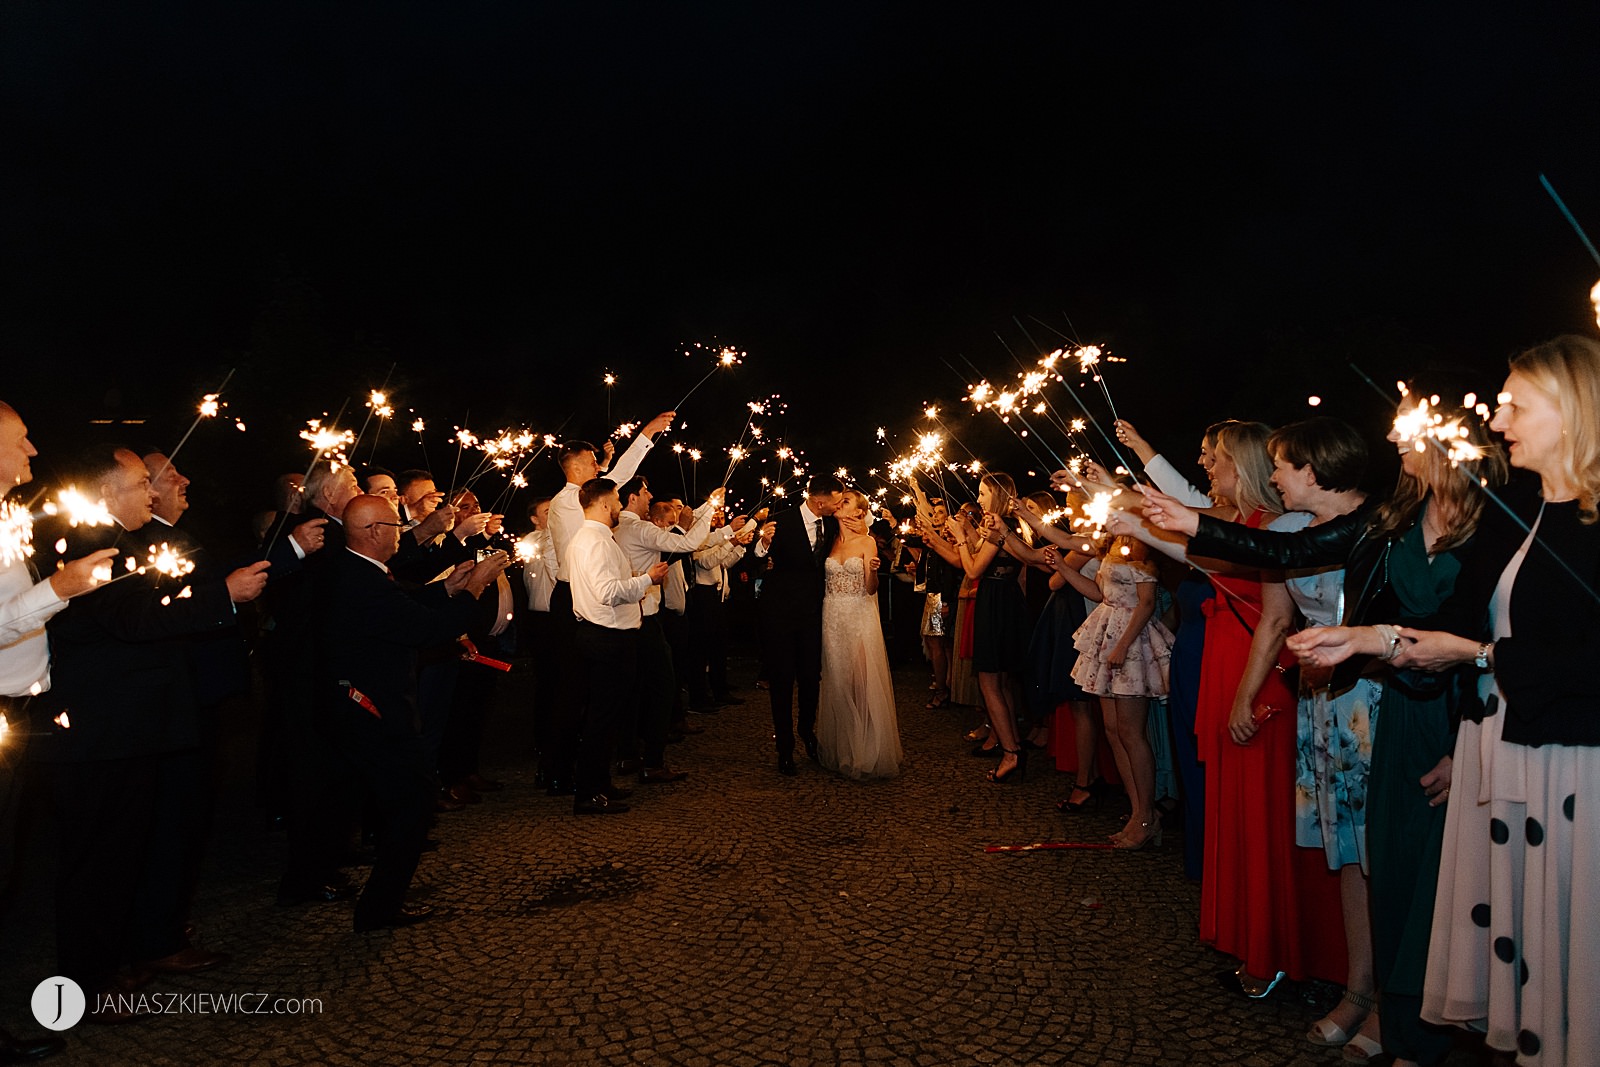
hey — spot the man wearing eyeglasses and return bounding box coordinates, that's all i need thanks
[314,494,506,931]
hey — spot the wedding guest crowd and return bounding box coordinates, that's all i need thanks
[3,330,1597,1066]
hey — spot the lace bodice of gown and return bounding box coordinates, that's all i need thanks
[825,555,868,597]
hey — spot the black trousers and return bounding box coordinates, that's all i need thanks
[39,757,160,992]
[130,746,212,961]
[759,598,822,756]
[635,615,675,768]
[658,608,690,721]
[326,705,433,924]
[540,583,583,786]
[269,634,356,898]
[573,621,638,798]
[685,584,730,706]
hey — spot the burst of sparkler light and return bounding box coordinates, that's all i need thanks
[604,373,617,387]
[199,394,221,418]
[0,501,32,567]
[145,542,196,580]
[367,391,393,419]
[412,418,426,433]
[41,489,116,528]
[301,420,356,465]
[614,422,638,439]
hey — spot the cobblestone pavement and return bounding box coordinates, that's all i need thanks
[3,657,1458,1065]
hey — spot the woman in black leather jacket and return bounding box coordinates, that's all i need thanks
[1140,399,1505,1067]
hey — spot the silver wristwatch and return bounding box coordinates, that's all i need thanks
[1474,642,1491,670]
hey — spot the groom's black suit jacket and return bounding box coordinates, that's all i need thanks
[759,505,838,618]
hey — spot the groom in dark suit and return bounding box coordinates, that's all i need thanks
[755,473,845,775]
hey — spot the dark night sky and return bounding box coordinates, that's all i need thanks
[4,4,1599,538]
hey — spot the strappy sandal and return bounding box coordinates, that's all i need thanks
[924,688,951,709]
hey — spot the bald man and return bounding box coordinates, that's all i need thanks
[313,495,506,931]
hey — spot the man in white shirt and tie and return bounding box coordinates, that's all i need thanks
[566,478,669,814]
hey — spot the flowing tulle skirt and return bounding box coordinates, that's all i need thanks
[818,591,903,780]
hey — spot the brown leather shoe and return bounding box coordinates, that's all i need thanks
[639,767,688,784]
[434,791,466,813]
[445,784,482,804]
[141,945,231,975]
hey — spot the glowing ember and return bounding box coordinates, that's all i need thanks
[614,422,638,439]
[604,373,617,386]
[367,391,393,419]
[412,418,426,433]
[199,394,221,418]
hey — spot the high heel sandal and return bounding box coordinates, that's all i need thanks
[987,747,1026,783]
[1112,818,1162,850]
[969,741,1003,758]
[1307,989,1377,1048]
[1055,779,1104,813]
[924,687,951,710]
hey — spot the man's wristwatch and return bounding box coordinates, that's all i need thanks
[1474,642,1492,670]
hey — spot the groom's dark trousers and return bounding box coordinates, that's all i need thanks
[758,506,836,757]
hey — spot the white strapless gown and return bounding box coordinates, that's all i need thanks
[817,557,903,780]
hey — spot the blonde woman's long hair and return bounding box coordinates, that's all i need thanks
[1508,335,1600,524]
[1213,421,1283,518]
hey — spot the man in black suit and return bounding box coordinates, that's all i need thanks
[31,446,269,1010]
[753,473,844,775]
[313,494,505,931]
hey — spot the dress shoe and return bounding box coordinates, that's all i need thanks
[433,791,466,813]
[463,773,504,792]
[354,903,435,933]
[0,1026,66,1061]
[141,945,230,975]
[777,752,797,776]
[445,784,482,805]
[573,794,630,815]
[277,883,361,906]
[615,758,642,774]
[801,734,819,761]
[714,693,746,707]
[673,719,705,735]
[639,767,688,784]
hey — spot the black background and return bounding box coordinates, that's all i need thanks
[5,3,1598,547]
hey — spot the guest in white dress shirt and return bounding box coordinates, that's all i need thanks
[688,508,753,711]
[566,478,669,814]
[616,477,738,781]
[0,402,113,1059]
[540,411,673,795]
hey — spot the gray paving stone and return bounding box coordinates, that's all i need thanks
[1,655,1374,1064]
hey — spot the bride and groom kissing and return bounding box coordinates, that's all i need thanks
[757,474,902,781]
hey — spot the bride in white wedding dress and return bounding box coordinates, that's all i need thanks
[817,491,903,780]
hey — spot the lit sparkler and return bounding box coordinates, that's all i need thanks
[673,342,746,410]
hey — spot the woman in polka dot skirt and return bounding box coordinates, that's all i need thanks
[1294,335,1600,1067]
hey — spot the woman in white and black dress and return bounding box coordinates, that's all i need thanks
[816,490,903,780]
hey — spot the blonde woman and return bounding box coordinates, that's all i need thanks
[816,490,902,779]
[1293,336,1600,1066]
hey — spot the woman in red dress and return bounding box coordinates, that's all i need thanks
[1188,422,1347,995]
